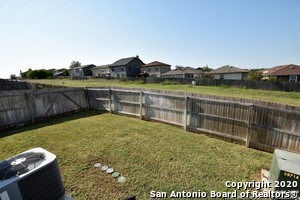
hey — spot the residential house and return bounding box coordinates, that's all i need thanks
[140,61,171,77]
[263,64,300,83]
[161,66,203,78]
[68,64,96,77]
[91,64,110,77]
[209,65,249,80]
[109,56,144,78]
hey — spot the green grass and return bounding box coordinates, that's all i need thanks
[27,79,300,107]
[0,111,272,199]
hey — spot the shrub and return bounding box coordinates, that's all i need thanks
[27,69,53,79]
[248,70,263,81]
[161,80,179,85]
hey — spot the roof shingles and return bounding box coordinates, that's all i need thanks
[209,65,249,74]
[110,56,144,67]
[141,61,171,67]
[268,64,300,76]
[162,67,202,76]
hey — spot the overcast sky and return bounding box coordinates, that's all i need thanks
[0,0,299,78]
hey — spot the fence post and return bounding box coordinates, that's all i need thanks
[183,95,188,131]
[139,90,143,120]
[84,87,90,109]
[24,92,36,123]
[109,89,112,113]
[246,104,253,147]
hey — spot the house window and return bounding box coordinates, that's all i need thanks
[155,66,159,71]
[121,66,124,71]
[148,67,151,72]
[128,66,131,71]
[289,75,297,83]
[220,74,224,80]
[112,68,114,72]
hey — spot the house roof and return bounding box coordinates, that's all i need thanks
[53,71,64,76]
[91,64,110,70]
[161,67,202,76]
[70,64,96,70]
[209,65,249,74]
[141,61,171,67]
[110,56,144,67]
[267,64,300,76]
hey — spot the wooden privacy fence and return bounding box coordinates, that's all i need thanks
[1,86,299,153]
[0,81,32,91]
[87,88,300,153]
[0,88,89,128]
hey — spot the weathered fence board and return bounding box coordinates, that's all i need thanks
[0,81,31,91]
[86,87,300,153]
[1,86,299,154]
[0,88,88,128]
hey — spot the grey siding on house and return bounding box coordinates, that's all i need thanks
[276,75,300,82]
[213,73,248,80]
[69,69,83,77]
[110,58,144,77]
[141,65,171,77]
[126,59,144,77]
[92,67,111,77]
[110,66,127,77]
[69,65,95,77]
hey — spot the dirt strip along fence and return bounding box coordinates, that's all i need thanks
[0,88,89,129]
[87,87,300,153]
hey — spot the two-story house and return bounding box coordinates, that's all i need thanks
[91,64,110,77]
[109,56,144,78]
[140,61,171,78]
[68,64,96,77]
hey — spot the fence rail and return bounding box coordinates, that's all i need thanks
[0,88,89,128]
[1,86,299,154]
[87,88,300,153]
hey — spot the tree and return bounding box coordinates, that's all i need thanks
[20,68,32,78]
[201,65,213,79]
[69,61,81,69]
[26,69,53,79]
[247,70,263,81]
[202,65,213,73]
[62,69,69,76]
[10,74,17,79]
[175,65,184,70]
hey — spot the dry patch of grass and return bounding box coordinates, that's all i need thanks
[0,111,272,199]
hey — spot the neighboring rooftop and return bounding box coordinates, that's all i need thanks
[69,64,96,70]
[162,67,202,75]
[141,61,171,67]
[110,55,144,67]
[267,64,300,76]
[91,64,110,69]
[209,65,249,74]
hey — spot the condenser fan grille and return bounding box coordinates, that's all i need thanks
[0,152,45,181]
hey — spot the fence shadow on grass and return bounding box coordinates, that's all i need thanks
[0,110,106,139]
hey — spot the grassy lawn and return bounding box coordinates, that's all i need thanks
[27,79,300,107]
[0,111,272,199]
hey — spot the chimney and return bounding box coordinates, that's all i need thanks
[136,55,139,59]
